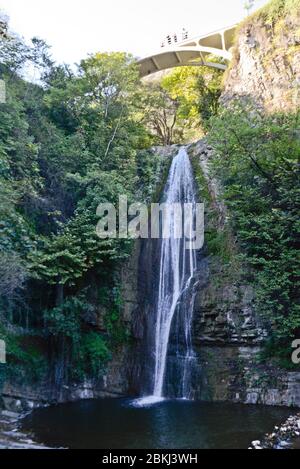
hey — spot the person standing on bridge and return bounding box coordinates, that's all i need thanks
[182,28,188,40]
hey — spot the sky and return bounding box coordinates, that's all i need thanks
[1,0,270,65]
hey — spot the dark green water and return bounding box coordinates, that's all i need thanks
[21,399,292,449]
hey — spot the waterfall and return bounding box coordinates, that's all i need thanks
[135,147,198,406]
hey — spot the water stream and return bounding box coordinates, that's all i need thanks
[20,148,297,449]
[136,147,198,405]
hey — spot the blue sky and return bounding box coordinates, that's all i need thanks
[1,0,269,65]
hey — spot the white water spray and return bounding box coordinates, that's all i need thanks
[135,147,197,407]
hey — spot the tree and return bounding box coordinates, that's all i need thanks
[244,0,255,16]
[139,82,179,145]
[140,65,223,145]
[0,252,27,301]
[208,102,300,366]
[162,65,223,133]
[0,38,151,383]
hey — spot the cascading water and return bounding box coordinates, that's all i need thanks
[135,147,198,406]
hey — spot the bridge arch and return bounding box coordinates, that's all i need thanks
[137,25,236,77]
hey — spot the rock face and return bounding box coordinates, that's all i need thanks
[125,139,300,408]
[193,271,265,347]
[0,149,172,412]
[179,141,300,407]
[0,410,48,449]
[2,9,300,411]
[1,139,299,411]
[186,8,300,406]
[221,9,300,112]
[0,19,8,39]
[186,5,300,408]
[0,242,142,412]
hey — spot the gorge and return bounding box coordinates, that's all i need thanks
[0,0,299,450]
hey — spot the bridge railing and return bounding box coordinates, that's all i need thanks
[160,29,189,48]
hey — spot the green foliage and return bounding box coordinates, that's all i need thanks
[205,228,232,263]
[41,287,126,381]
[69,331,111,381]
[0,21,158,386]
[80,332,110,375]
[136,149,169,202]
[162,66,223,133]
[102,287,130,347]
[190,150,212,203]
[43,294,111,380]
[26,51,150,289]
[190,148,235,267]
[141,66,223,143]
[44,296,85,339]
[258,0,300,26]
[259,337,300,370]
[244,0,255,15]
[138,82,179,145]
[0,324,48,384]
[208,102,300,364]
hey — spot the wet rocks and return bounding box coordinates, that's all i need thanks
[0,410,48,449]
[250,440,263,450]
[250,413,300,450]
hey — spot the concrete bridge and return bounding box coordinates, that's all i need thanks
[137,25,237,77]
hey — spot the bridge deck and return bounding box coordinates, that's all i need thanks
[137,25,237,77]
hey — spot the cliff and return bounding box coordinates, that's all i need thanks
[222,0,300,112]
[185,141,300,407]
[1,1,299,415]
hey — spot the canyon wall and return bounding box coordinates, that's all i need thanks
[2,4,300,412]
[221,5,300,112]
[126,140,300,409]
[192,4,300,406]
[184,141,300,408]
